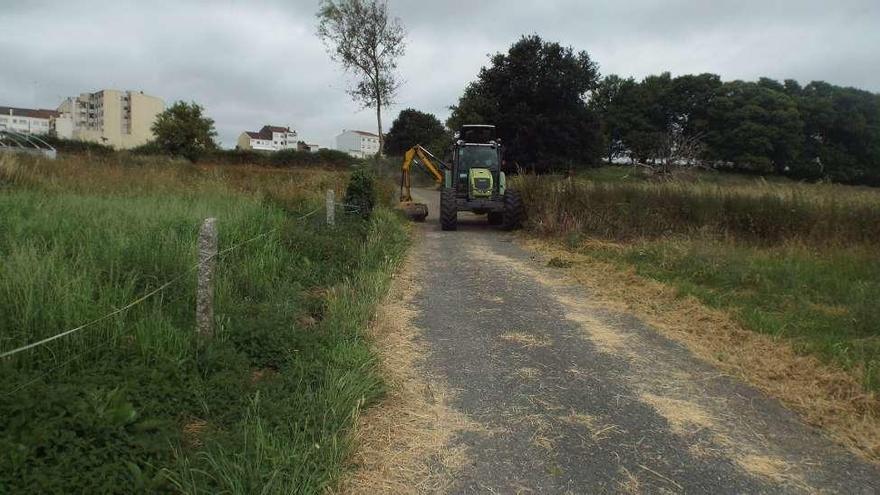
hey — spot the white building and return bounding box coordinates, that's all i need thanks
[336,129,380,158]
[0,106,58,135]
[237,125,297,151]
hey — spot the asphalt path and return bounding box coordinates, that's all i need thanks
[404,188,880,494]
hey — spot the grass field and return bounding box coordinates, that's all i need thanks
[0,153,407,493]
[517,166,880,390]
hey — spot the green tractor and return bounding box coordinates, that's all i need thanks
[440,125,524,231]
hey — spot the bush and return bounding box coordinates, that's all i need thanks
[201,149,357,168]
[344,167,377,219]
[40,135,115,156]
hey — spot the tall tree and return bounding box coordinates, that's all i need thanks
[704,81,803,173]
[448,35,602,170]
[590,75,641,163]
[151,101,217,162]
[317,0,405,155]
[383,108,449,155]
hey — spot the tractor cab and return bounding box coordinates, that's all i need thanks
[450,125,503,199]
[438,124,523,231]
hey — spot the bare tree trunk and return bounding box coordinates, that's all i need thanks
[375,76,383,158]
[376,101,383,157]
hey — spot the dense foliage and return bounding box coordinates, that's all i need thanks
[41,134,115,155]
[151,101,218,162]
[203,148,356,168]
[445,36,879,184]
[592,73,880,184]
[344,166,378,218]
[448,35,603,170]
[383,108,448,156]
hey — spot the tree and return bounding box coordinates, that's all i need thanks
[703,81,803,173]
[383,108,448,155]
[317,0,405,155]
[448,35,602,170]
[151,101,217,162]
[786,81,880,183]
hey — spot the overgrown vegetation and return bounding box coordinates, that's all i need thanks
[345,166,378,219]
[518,166,880,389]
[0,153,408,493]
[202,148,356,168]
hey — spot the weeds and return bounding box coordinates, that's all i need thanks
[518,172,880,245]
[0,154,408,492]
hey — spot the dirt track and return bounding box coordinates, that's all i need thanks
[369,188,880,494]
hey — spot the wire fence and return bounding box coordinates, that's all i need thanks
[0,204,325,361]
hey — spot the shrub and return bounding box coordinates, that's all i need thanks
[40,135,115,156]
[201,149,357,168]
[344,167,377,219]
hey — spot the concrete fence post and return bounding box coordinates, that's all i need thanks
[326,189,335,226]
[197,217,218,338]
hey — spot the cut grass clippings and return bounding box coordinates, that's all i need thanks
[334,242,481,494]
[522,238,880,461]
[515,166,880,462]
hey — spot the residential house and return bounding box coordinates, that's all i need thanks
[237,125,297,151]
[296,141,321,153]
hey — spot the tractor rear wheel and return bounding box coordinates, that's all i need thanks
[487,211,503,225]
[440,188,458,231]
[501,189,524,230]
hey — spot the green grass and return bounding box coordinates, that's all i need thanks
[588,241,880,388]
[517,166,880,391]
[0,154,408,493]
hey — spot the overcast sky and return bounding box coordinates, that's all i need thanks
[2,0,878,148]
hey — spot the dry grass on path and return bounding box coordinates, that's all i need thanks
[334,242,480,494]
[522,237,880,463]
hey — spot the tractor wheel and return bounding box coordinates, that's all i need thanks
[501,189,524,230]
[487,211,503,225]
[440,188,458,231]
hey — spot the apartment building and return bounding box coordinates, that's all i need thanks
[236,125,297,151]
[0,106,58,135]
[336,129,380,158]
[55,90,164,149]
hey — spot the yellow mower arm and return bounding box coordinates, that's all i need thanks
[400,145,445,202]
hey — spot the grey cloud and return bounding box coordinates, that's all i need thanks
[1,0,878,147]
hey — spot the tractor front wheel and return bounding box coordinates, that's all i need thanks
[501,189,524,230]
[440,188,458,231]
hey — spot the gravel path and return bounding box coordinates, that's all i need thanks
[404,188,880,494]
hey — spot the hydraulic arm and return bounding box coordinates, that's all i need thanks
[398,145,446,222]
[400,145,445,202]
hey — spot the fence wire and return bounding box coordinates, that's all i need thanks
[0,206,321,360]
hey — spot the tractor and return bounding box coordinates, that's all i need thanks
[398,124,524,230]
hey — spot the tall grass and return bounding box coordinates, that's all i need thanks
[518,173,880,245]
[0,154,408,492]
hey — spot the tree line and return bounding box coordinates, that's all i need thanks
[384,35,880,186]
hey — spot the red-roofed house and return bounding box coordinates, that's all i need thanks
[237,125,297,151]
[336,129,380,158]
